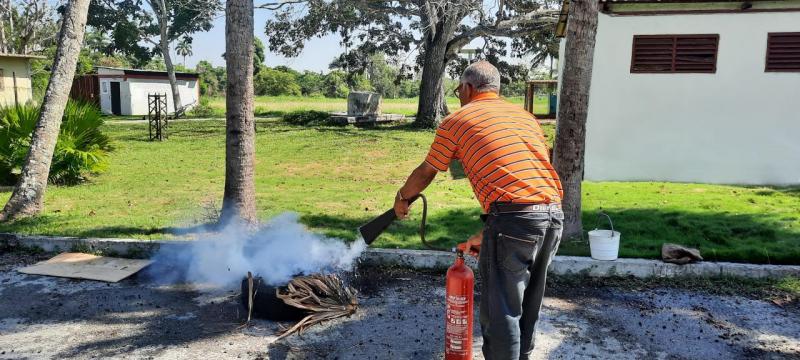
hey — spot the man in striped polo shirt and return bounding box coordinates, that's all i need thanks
[394,61,564,360]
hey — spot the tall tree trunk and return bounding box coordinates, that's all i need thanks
[7,0,14,53]
[0,0,90,221]
[0,9,6,53]
[552,0,598,240]
[149,0,182,113]
[414,6,460,129]
[220,0,256,224]
[415,42,449,128]
[161,37,182,112]
[158,11,182,112]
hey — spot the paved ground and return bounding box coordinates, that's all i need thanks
[0,252,797,359]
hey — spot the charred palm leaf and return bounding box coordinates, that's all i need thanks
[275,273,358,341]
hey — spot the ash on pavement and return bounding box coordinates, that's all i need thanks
[0,252,797,359]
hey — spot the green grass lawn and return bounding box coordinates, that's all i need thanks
[203,95,534,118]
[1,118,798,264]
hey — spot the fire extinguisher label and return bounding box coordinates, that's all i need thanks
[445,294,469,355]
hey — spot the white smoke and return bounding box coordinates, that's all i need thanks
[148,212,366,287]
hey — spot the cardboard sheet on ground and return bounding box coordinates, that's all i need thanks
[17,252,153,282]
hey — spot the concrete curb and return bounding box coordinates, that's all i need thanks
[2,233,799,279]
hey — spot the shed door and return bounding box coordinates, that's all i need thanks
[110,81,121,115]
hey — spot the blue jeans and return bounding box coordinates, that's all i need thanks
[479,205,564,360]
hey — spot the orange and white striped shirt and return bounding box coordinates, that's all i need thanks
[425,92,562,212]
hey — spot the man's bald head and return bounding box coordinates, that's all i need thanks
[461,60,501,93]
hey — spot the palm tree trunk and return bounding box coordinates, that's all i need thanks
[220,0,257,224]
[0,0,91,221]
[552,0,598,240]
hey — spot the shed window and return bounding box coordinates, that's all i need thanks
[101,81,108,94]
[631,34,719,73]
[765,32,800,72]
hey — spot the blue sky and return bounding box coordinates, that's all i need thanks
[175,9,544,74]
[178,11,346,72]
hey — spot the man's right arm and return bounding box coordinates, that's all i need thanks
[394,162,438,219]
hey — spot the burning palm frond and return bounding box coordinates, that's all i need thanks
[274,273,358,341]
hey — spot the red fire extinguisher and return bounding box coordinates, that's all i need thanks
[445,250,474,360]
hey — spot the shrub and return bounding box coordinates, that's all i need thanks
[0,101,113,186]
[282,110,331,126]
[189,97,218,118]
[255,68,302,96]
[323,71,349,98]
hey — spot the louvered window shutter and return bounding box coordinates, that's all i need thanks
[766,33,800,72]
[631,35,718,74]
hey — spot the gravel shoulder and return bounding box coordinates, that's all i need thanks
[0,252,797,359]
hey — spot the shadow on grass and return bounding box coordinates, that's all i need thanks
[254,109,425,132]
[301,207,484,250]
[2,204,797,265]
[0,214,219,241]
[72,223,220,239]
[111,121,227,142]
[304,206,800,265]
[254,109,287,117]
[747,186,800,199]
[563,207,800,265]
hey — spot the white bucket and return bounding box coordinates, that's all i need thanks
[588,213,620,261]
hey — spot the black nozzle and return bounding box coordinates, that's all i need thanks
[358,194,423,246]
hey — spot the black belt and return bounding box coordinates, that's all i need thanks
[480,202,561,222]
[488,202,561,214]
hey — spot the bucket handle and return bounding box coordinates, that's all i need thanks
[594,212,614,236]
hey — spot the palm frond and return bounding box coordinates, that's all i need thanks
[274,273,358,341]
[0,101,113,186]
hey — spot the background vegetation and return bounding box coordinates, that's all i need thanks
[1,118,797,265]
[0,101,113,185]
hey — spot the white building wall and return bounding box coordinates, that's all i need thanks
[0,57,34,106]
[571,12,800,185]
[127,78,199,115]
[95,67,199,116]
[98,77,124,115]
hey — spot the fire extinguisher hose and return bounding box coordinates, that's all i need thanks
[416,194,452,252]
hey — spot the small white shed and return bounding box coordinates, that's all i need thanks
[556,0,800,185]
[71,67,200,116]
[0,53,44,107]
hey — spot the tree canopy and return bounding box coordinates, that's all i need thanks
[0,0,59,54]
[262,0,561,127]
[86,0,221,66]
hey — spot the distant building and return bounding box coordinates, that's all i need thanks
[0,53,44,107]
[71,66,200,116]
[556,0,800,185]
